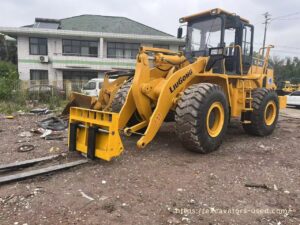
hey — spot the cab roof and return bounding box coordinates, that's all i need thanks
[179,8,250,24]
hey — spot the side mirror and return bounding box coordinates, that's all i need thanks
[177,27,183,39]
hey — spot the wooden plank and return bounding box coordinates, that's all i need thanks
[0,159,89,185]
[0,155,61,171]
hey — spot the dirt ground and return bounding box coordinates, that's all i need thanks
[0,107,299,225]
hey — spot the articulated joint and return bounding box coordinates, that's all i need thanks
[141,83,153,94]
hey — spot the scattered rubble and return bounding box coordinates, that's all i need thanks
[0,108,299,224]
[78,189,94,201]
[37,117,68,131]
[18,131,33,138]
[30,108,51,115]
[17,145,35,152]
[245,183,271,190]
[40,129,52,138]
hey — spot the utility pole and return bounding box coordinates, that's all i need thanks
[262,12,271,57]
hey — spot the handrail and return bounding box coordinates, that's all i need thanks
[260,45,274,74]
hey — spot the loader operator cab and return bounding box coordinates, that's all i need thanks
[178,8,254,75]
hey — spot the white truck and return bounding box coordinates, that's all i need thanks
[287,91,300,108]
[81,78,115,97]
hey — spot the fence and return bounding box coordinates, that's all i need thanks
[0,79,93,113]
[8,79,90,101]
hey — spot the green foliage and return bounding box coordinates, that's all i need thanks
[47,95,61,110]
[0,60,18,79]
[0,100,28,114]
[270,56,300,84]
[0,61,19,100]
[0,36,17,64]
[0,61,28,114]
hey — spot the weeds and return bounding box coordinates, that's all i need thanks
[0,61,68,115]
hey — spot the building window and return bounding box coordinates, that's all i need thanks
[29,37,48,55]
[62,39,98,57]
[107,42,140,59]
[30,70,49,84]
[153,44,169,49]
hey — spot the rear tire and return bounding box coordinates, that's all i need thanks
[242,88,279,136]
[175,83,229,153]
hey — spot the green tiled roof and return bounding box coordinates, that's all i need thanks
[60,15,172,37]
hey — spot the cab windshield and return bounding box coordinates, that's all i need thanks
[186,17,222,56]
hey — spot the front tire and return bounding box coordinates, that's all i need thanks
[111,80,146,131]
[175,83,229,153]
[242,88,279,136]
[111,80,132,113]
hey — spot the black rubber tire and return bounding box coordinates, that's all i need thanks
[164,110,175,122]
[111,80,132,113]
[242,88,279,136]
[175,83,229,153]
[111,80,174,123]
[111,80,142,127]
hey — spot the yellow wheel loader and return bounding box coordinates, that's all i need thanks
[68,8,287,161]
[276,80,300,96]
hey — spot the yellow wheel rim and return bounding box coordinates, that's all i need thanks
[264,101,277,126]
[206,102,225,138]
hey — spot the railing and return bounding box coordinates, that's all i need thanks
[53,53,98,57]
[10,79,90,100]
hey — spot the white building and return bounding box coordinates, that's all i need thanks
[0,15,184,89]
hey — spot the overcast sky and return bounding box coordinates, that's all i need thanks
[1,0,300,58]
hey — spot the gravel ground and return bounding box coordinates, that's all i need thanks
[0,107,299,225]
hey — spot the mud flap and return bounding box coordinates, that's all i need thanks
[69,107,124,161]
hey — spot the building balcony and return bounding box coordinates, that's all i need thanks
[51,54,136,70]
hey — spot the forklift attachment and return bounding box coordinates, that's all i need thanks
[69,107,124,161]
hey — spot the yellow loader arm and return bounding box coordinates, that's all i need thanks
[62,74,129,115]
[68,47,207,161]
[93,75,128,111]
[119,48,207,148]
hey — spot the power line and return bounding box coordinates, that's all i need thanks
[274,45,300,50]
[253,42,300,50]
[274,17,300,21]
[271,12,300,21]
[271,49,300,55]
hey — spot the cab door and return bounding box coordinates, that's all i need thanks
[242,25,254,74]
[287,91,300,106]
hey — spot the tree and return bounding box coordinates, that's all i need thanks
[0,61,19,100]
[269,56,300,85]
[0,35,17,64]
